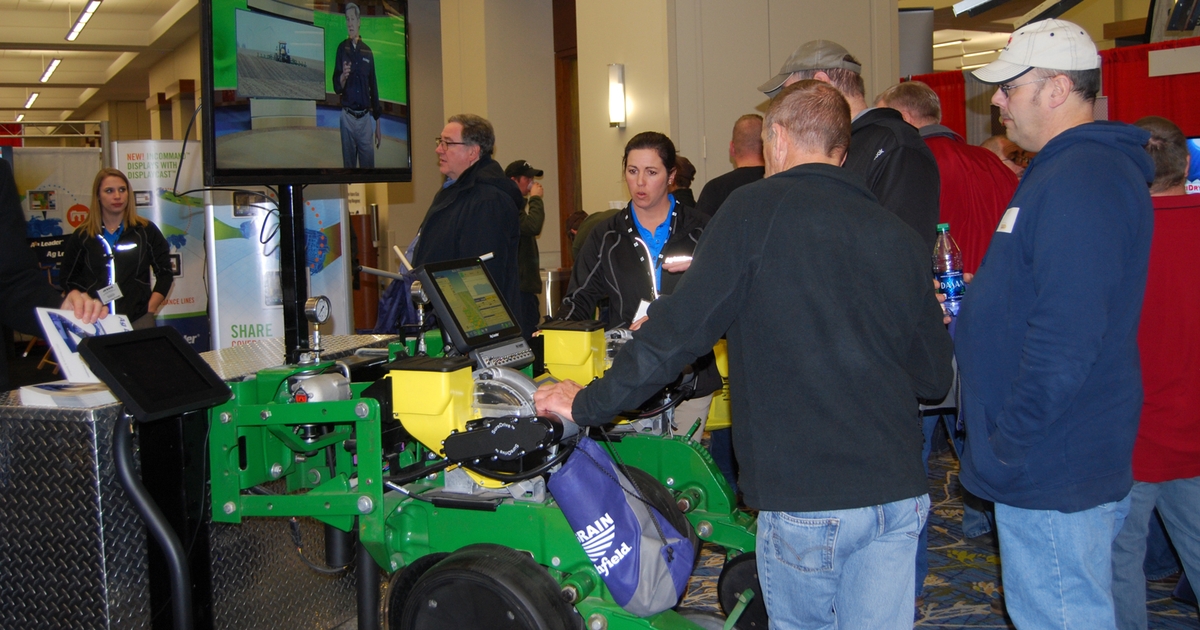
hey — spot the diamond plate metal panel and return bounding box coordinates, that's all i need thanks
[202,335,395,381]
[0,399,150,630]
[209,516,358,630]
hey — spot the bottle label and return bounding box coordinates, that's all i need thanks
[937,270,965,301]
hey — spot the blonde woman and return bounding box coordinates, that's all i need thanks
[61,168,172,329]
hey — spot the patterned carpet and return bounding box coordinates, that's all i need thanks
[677,449,1200,629]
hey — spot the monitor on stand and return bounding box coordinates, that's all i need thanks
[414,258,533,370]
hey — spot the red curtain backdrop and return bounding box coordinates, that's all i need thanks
[0,124,22,147]
[1102,37,1200,136]
[908,71,967,138]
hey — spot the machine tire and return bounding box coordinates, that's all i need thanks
[384,552,449,630]
[398,543,582,630]
[677,610,727,629]
[717,551,769,629]
[624,466,702,565]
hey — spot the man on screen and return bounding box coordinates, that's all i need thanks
[333,2,382,169]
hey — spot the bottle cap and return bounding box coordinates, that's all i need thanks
[936,223,950,231]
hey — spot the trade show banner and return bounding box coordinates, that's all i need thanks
[207,185,350,350]
[12,148,101,292]
[113,140,211,351]
[13,147,101,238]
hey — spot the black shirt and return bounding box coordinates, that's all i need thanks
[573,163,953,512]
[695,166,765,217]
[332,38,381,118]
[843,108,940,253]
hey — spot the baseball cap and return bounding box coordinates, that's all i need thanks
[758,40,862,96]
[504,160,543,178]
[972,19,1100,85]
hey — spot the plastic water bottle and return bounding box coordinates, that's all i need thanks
[933,223,965,317]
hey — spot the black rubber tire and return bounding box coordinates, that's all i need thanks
[717,551,769,629]
[384,552,449,630]
[398,543,582,630]
[624,466,702,566]
[677,610,727,629]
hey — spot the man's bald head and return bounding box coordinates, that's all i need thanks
[731,114,765,167]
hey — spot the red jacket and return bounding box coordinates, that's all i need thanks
[921,126,1018,274]
[1133,193,1200,483]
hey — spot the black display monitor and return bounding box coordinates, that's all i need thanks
[200,0,412,185]
[78,327,232,424]
[415,258,524,355]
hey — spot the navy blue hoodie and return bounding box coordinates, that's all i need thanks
[956,121,1154,512]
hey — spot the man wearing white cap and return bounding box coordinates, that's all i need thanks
[759,40,940,253]
[954,19,1155,628]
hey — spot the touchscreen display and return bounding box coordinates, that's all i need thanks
[430,265,516,339]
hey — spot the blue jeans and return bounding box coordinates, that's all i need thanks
[996,493,1132,629]
[1111,478,1200,630]
[758,494,929,630]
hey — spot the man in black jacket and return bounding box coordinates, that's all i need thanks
[536,81,953,629]
[759,40,940,252]
[413,114,523,323]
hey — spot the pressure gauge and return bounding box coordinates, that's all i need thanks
[304,296,331,325]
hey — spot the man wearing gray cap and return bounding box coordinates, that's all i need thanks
[954,19,1154,627]
[759,40,940,252]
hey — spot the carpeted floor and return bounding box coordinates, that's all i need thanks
[677,448,1200,629]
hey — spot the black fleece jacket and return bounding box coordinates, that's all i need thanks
[573,163,953,512]
[414,156,524,319]
[843,107,941,253]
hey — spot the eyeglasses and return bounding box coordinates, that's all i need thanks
[434,137,468,148]
[998,77,1048,97]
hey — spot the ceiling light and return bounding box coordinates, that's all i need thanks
[933,39,969,48]
[25,93,39,109]
[66,0,102,42]
[16,114,24,122]
[961,62,989,70]
[962,49,1002,58]
[40,59,62,83]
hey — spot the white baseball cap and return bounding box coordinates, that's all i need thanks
[972,19,1100,85]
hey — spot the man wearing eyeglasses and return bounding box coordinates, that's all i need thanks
[954,19,1155,628]
[412,114,523,321]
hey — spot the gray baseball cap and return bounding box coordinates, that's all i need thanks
[758,40,863,97]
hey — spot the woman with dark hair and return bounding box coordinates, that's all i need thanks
[558,132,718,438]
[61,168,173,329]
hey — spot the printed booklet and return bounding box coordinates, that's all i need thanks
[35,308,133,383]
[19,381,116,408]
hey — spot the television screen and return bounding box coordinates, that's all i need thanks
[202,0,411,185]
[1187,138,1199,194]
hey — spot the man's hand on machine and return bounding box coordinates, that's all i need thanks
[534,379,583,422]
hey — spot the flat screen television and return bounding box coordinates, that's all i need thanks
[414,258,524,355]
[201,0,412,185]
[1187,138,1200,194]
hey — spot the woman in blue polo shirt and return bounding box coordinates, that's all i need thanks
[559,132,717,437]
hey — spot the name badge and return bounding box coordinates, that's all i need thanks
[996,206,1020,233]
[98,283,123,303]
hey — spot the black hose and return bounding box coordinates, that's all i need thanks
[356,537,380,630]
[113,413,193,630]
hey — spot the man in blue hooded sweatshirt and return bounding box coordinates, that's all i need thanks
[956,19,1154,628]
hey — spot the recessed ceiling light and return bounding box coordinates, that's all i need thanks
[933,39,969,48]
[40,59,62,83]
[66,0,102,42]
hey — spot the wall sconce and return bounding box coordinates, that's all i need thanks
[608,64,626,128]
